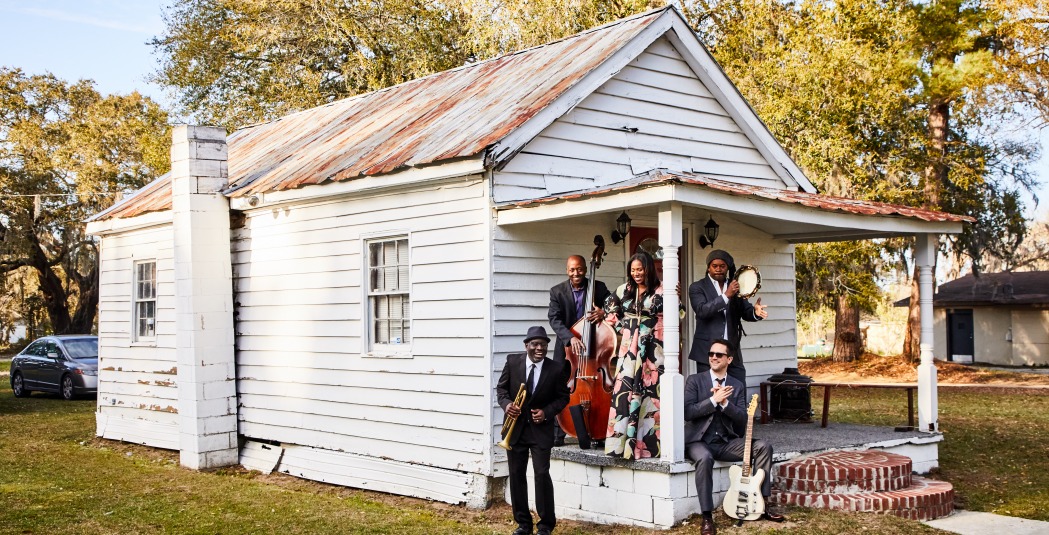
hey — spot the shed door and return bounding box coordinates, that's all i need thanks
[947,309,974,363]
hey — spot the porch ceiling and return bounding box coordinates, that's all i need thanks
[495,171,971,243]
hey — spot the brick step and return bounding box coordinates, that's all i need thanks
[771,476,954,521]
[774,450,913,493]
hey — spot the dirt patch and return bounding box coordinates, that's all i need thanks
[799,353,1049,386]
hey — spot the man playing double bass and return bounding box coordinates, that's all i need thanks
[548,255,611,445]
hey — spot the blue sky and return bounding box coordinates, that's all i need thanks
[1,0,1046,218]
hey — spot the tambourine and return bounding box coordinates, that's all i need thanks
[733,265,761,299]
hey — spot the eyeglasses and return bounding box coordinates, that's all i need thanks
[708,351,730,359]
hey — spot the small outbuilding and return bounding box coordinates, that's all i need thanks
[928,271,1049,365]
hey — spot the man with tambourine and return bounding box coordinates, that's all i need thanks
[687,250,767,387]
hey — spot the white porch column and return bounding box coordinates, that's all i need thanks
[915,233,939,432]
[171,125,238,469]
[658,203,685,462]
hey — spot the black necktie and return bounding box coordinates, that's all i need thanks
[526,364,536,394]
[715,378,725,410]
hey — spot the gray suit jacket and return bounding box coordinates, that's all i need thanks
[683,371,747,445]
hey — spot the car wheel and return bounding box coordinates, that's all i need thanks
[12,372,29,398]
[60,375,75,401]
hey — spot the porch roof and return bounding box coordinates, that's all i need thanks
[495,171,972,242]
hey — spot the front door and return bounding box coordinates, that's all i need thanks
[947,309,974,363]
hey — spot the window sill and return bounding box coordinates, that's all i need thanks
[364,349,413,359]
[131,341,157,348]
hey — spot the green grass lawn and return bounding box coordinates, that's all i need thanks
[7,382,1031,534]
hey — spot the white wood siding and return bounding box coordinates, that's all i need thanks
[232,178,491,477]
[493,37,787,202]
[96,223,179,450]
[490,217,627,468]
[688,213,797,390]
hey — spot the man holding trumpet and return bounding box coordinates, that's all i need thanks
[497,326,571,535]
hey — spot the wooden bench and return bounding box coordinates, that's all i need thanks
[758,381,917,429]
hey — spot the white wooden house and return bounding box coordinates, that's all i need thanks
[86,7,969,527]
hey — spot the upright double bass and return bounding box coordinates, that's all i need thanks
[556,236,617,444]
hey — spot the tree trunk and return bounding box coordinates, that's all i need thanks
[832,294,862,363]
[28,238,73,334]
[70,263,99,334]
[904,98,950,362]
[902,265,922,363]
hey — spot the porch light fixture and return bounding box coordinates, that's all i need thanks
[698,216,720,249]
[611,211,632,244]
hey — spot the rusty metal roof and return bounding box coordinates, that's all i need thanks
[504,171,976,223]
[223,9,663,198]
[93,8,663,220]
[88,173,172,221]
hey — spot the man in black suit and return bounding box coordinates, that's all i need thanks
[547,254,610,445]
[684,339,783,535]
[687,249,767,387]
[497,326,571,535]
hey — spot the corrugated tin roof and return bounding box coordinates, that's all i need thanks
[88,173,172,221]
[222,9,663,198]
[504,171,976,223]
[93,8,664,220]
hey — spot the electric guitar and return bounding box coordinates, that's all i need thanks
[722,394,765,522]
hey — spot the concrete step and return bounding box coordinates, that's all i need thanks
[770,450,954,521]
[774,450,913,493]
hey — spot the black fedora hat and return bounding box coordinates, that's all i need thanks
[523,326,551,344]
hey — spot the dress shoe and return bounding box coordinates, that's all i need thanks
[553,436,565,447]
[511,527,531,535]
[700,517,717,535]
[536,530,552,535]
[761,511,787,522]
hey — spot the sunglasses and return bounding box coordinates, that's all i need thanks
[707,351,730,359]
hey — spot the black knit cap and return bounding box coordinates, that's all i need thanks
[706,249,735,271]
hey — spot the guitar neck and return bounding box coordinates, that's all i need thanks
[742,402,756,478]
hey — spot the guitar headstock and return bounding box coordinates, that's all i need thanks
[746,394,759,418]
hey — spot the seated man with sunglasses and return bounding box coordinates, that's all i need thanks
[684,338,785,535]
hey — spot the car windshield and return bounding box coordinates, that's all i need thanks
[63,338,98,360]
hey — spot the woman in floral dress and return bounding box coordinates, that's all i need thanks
[603,251,665,459]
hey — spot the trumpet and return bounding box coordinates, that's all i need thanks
[497,384,527,451]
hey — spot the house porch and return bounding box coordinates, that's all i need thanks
[508,423,941,528]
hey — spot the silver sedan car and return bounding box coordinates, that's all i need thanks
[9,335,98,400]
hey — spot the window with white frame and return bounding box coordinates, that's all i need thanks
[367,237,410,350]
[133,260,157,340]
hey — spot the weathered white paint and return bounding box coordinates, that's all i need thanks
[275,443,491,507]
[171,125,239,469]
[233,177,492,485]
[915,234,939,432]
[94,220,180,449]
[493,37,788,203]
[658,203,685,462]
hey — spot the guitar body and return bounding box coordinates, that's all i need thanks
[722,394,766,522]
[723,465,766,520]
